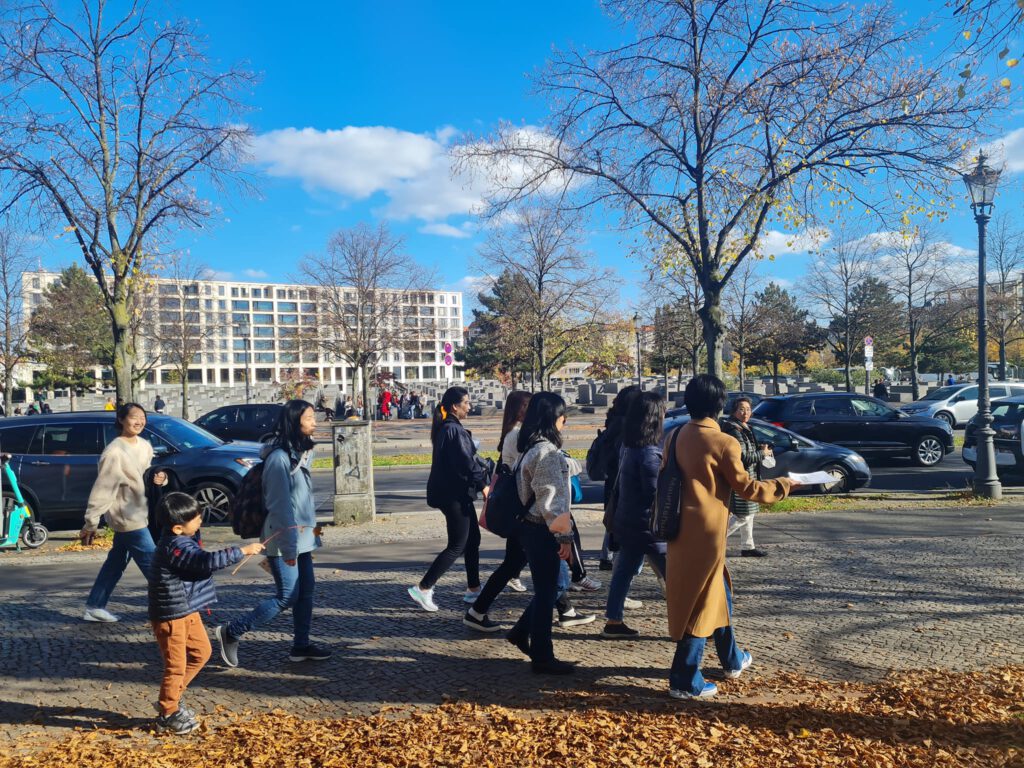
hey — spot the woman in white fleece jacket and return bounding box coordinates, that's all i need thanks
[80,403,155,623]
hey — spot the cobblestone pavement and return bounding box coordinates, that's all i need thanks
[1,507,1022,743]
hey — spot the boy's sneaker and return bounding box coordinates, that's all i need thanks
[155,709,199,735]
[556,609,596,628]
[407,585,439,612]
[506,578,527,592]
[463,611,503,633]
[215,625,239,668]
[83,607,119,623]
[669,682,718,700]
[623,597,643,610]
[289,644,332,662]
[153,700,195,719]
[601,622,639,639]
[724,650,753,679]
[569,576,602,592]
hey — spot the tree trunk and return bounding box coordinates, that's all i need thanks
[3,371,12,417]
[698,285,724,377]
[998,331,1007,381]
[359,363,371,426]
[181,372,189,419]
[772,360,780,396]
[70,388,77,412]
[738,353,745,392]
[908,321,920,401]
[109,298,135,406]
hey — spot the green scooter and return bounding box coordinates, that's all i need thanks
[0,453,48,550]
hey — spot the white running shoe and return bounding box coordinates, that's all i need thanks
[569,576,602,592]
[506,578,527,593]
[407,585,439,612]
[83,607,119,623]
[623,597,643,610]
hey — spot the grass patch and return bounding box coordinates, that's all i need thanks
[767,495,879,513]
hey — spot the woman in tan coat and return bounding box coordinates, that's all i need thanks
[666,375,796,699]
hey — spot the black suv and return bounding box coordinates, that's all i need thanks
[666,391,763,419]
[195,403,283,443]
[752,393,954,467]
[0,412,262,528]
[962,395,1024,475]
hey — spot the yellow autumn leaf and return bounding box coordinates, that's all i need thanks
[963,30,971,40]
[1008,59,1019,68]
[1001,78,1012,89]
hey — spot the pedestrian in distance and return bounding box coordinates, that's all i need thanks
[505,392,579,675]
[153,395,166,414]
[872,379,889,401]
[409,386,491,612]
[215,399,331,667]
[721,396,771,558]
[148,492,264,734]
[105,396,116,411]
[80,403,156,623]
[463,390,533,632]
[665,375,797,699]
[41,403,52,414]
[601,391,668,639]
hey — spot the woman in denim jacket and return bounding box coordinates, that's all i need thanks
[215,399,330,667]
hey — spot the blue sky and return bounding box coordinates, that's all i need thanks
[33,1,1024,313]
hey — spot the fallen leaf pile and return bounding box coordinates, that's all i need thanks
[3,666,1022,767]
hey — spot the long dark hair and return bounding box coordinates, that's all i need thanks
[604,385,641,439]
[431,386,469,446]
[623,391,666,448]
[114,402,146,435]
[517,392,566,453]
[273,399,316,454]
[497,390,532,454]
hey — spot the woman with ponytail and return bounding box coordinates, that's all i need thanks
[409,386,491,612]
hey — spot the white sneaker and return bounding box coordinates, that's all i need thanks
[463,589,482,604]
[623,597,643,610]
[569,576,602,592]
[407,585,439,612]
[83,607,119,623]
[506,578,527,593]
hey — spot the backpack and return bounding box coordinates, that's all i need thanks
[586,428,611,481]
[480,460,534,538]
[230,462,267,539]
[651,427,684,542]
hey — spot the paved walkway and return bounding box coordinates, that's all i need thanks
[0,505,1021,742]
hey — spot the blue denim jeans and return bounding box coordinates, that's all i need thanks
[669,576,743,695]
[605,541,666,622]
[227,552,315,649]
[85,527,156,609]
[510,520,562,663]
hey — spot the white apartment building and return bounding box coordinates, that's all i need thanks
[21,270,464,392]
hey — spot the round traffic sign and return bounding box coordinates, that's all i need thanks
[444,354,454,366]
[863,336,873,346]
[444,342,453,354]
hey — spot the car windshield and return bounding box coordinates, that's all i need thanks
[151,418,223,450]
[920,386,961,401]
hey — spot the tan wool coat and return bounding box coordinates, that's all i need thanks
[665,418,792,640]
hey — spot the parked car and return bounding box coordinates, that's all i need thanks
[663,414,871,493]
[899,383,1024,428]
[752,392,954,467]
[666,391,763,420]
[194,403,283,443]
[0,412,262,528]
[962,395,1024,475]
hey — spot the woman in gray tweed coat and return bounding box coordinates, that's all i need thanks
[720,397,770,558]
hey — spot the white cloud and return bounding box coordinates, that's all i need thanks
[243,268,269,278]
[755,227,831,258]
[982,128,1024,173]
[419,222,474,239]
[204,269,234,281]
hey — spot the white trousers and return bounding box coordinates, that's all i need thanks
[727,514,756,550]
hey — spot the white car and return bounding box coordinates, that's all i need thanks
[899,383,1024,428]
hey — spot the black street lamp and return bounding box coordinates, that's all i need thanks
[633,312,642,389]
[236,322,251,405]
[962,150,1002,499]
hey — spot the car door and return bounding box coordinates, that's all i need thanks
[196,407,237,441]
[849,396,901,453]
[24,422,103,516]
[951,386,979,424]
[0,423,40,507]
[749,422,801,480]
[806,396,857,447]
[249,406,278,441]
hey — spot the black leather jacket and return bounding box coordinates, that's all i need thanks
[426,416,490,509]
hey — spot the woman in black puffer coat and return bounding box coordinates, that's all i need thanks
[720,396,770,557]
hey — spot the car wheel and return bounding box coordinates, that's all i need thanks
[193,482,234,525]
[935,412,955,428]
[817,463,851,494]
[913,435,945,467]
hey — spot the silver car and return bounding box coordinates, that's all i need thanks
[899,383,1024,427]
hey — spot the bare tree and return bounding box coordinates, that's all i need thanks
[0,219,34,414]
[297,223,432,421]
[646,265,705,388]
[723,259,763,392]
[142,256,221,418]
[986,214,1024,380]
[458,0,991,377]
[478,206,614,390]
[0,0,254,404]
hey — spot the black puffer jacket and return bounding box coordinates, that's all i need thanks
[148,534,243,622]
[425,416,490,509]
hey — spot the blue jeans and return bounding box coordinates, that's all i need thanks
[669,576,743,695]
[605,541,666,622]
[510,520,562,663]
[85,527,155,609]
[227,552,315,649]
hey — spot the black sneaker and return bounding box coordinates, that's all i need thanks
[598,558,614,571]
[741,548,768,558]
[601,622,639,639]
[463,611,503,633]
[506,629,531,657]
[215,625,239,668]
[156,709,199,735]
[557,609,596,628]
[531,658,576,675]
[289,644,332,662]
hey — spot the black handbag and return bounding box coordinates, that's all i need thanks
[651,426,684,542]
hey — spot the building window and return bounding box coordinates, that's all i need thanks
[423,366,437,379]
[439,294,445,304]
[277,289,286,299]
[254,300,273,311]
[254,326,274,338]
[252,313,273,325]
[278,301,297,312]
[279,314,298,325]
[253,288,262,298]
[253,340,274,351]
[255,353,275,364]
[219,286,225,296]
[231,313,249,324]
[300,302,316,312]
[231,287,239,297]
[300,314,316,325]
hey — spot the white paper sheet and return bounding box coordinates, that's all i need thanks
[787,471,838,485]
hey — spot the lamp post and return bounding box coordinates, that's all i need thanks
[236,323,251,405]
[962,150,1002,500]
[633,312,642,389]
